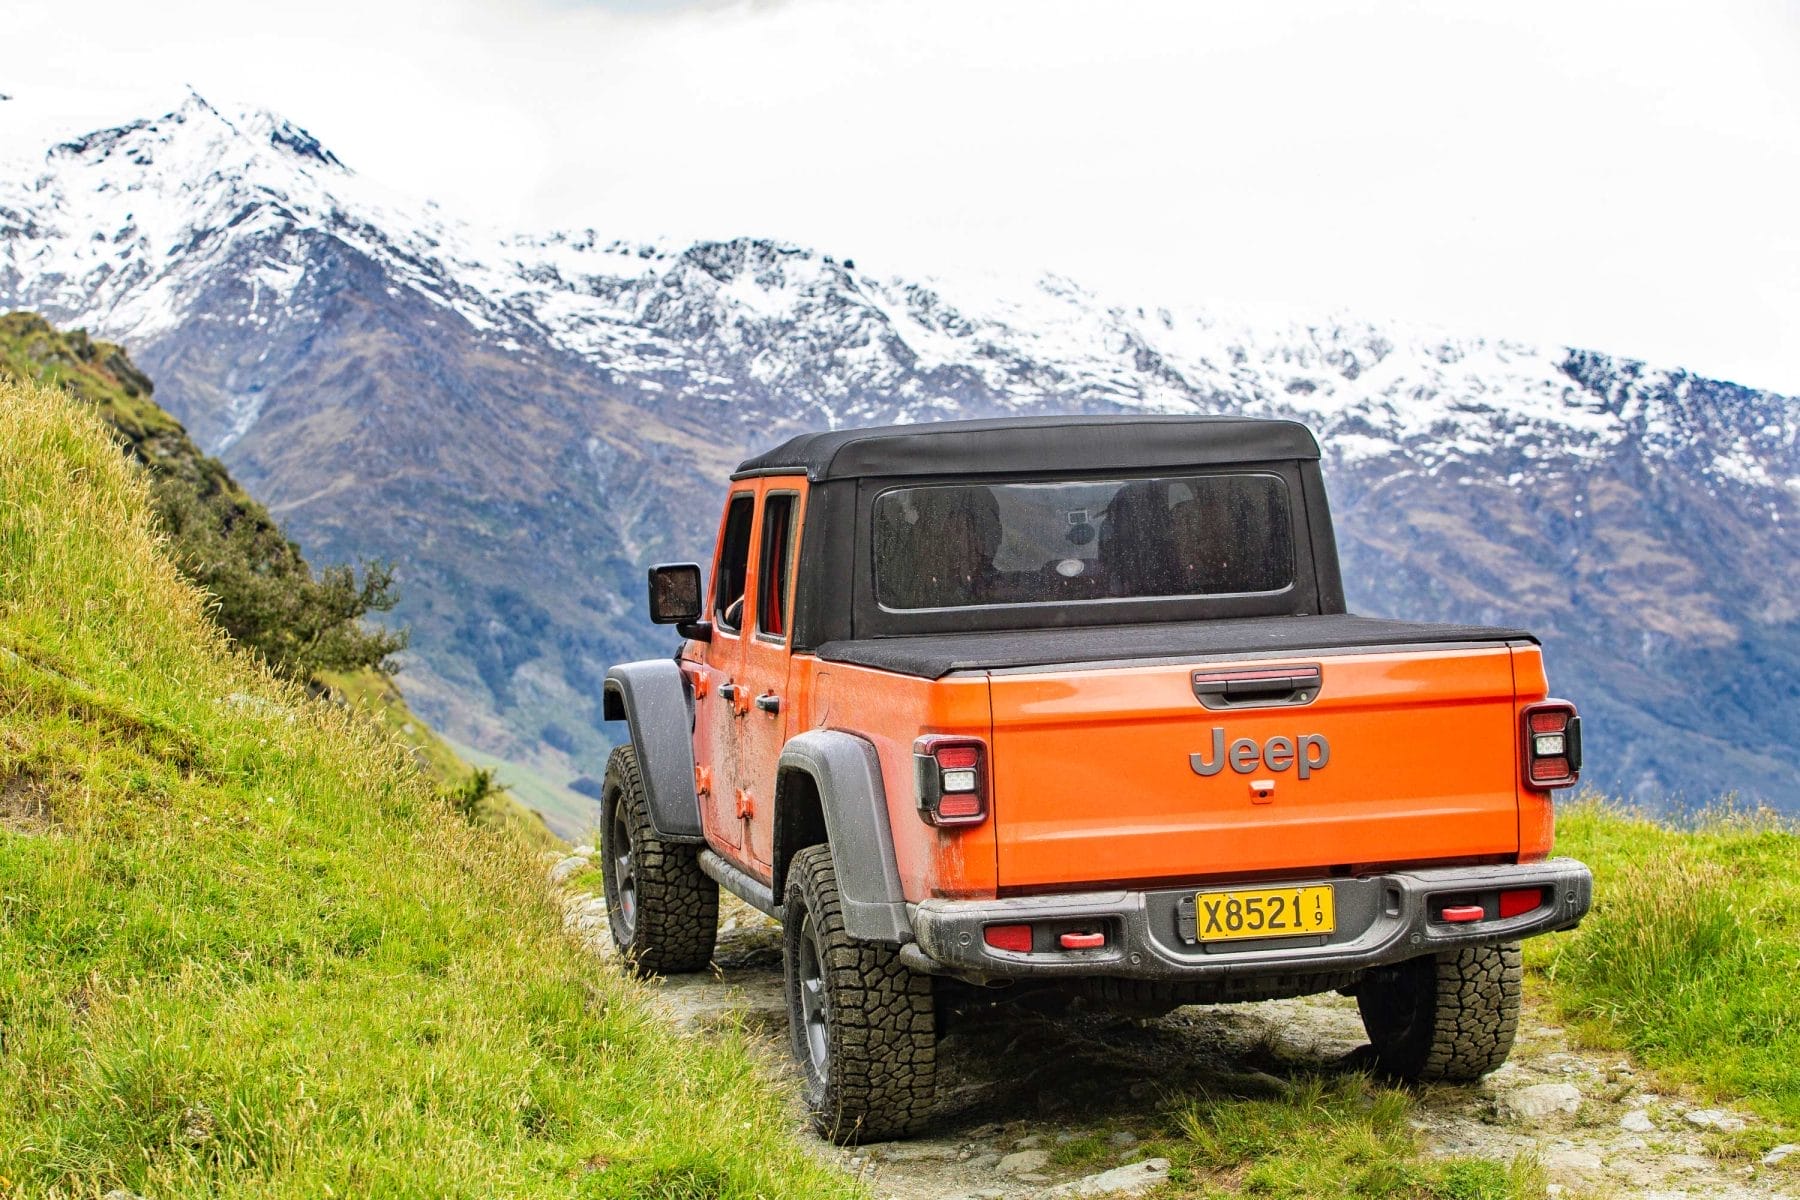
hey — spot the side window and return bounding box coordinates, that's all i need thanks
[713,493,756,633]
[757,493,799,639]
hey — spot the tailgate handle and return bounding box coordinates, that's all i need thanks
[1192,665,1322,708]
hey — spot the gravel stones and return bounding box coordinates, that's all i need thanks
[1544,1148,1603,1175]
[1037,1158,1171,1197]
[998,1148,1052,1174]
[1499,1082,1582,1123]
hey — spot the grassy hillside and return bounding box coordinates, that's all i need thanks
[316,668,562,850]
[0,310,402,680]
[1532,800,1800,1141]
[0,311,556,844]
[0,374,858,1197]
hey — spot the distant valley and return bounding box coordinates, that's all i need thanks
[4,93,1796,831]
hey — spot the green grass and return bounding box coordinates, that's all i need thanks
[0,376,860,1198]
[1163,1076,1541,1199]
[1530,799,1800,1139]
[317,668,563,851]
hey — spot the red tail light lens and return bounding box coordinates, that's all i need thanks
[1528,755,1571,786]
[984,923,1033,953]
[914,736,989,826]
[934,745,978,770]
[1521,701,1581,790]
[936,794,982,819]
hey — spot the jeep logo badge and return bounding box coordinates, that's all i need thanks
[1190,728,1330,779]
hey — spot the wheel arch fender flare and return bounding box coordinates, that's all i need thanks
[602,660,704,843]
[775,730,912,943]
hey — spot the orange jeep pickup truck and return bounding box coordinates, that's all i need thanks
[602,415,1592,1141]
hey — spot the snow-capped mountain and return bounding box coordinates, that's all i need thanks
[5,93,1797,827]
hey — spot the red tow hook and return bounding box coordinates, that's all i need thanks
[1439,905,1485,923]
[1058,931,1106,950]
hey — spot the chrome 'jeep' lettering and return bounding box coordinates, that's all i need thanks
[1190,728,1330,779]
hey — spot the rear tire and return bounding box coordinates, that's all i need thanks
[783,844,937,1142]
[1356,941,1521,1081]
[601,745,717,976]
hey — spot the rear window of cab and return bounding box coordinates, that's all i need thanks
[871,473,1295,611]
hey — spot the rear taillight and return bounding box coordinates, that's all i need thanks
[914,736,988,827]
[1521,700,1582,790]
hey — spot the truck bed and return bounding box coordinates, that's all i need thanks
[814,614,1534,678]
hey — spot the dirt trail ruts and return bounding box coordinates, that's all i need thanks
[551,848,1795,1200]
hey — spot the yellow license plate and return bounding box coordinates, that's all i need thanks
[1194,884,1335,942]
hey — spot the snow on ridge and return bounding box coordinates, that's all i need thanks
[1,95,1794,486]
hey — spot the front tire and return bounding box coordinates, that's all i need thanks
[783,844,937,1142]
[1356,942,1522,1081]
[600,745,718,976]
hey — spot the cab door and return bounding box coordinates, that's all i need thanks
[736,482,806,870]
[690,489,756,851]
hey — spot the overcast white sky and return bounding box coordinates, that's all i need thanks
[4,0,1798,392]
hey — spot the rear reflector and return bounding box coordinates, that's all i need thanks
[1499,887,1544,918]
[1439,905,1485,923]
[984,924,1033,953]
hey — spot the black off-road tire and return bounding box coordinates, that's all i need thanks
[1356,941,1522,1082]
[783,844,937,1142]
[600,745,717,976]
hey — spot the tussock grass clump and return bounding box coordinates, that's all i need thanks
[0,376,860,1197]
[1175,1075,1541,1199]
[1536,799,1800,1134]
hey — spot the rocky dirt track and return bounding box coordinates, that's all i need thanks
[551,848,1796,1200]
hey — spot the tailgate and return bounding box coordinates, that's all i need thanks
[988,646,1521,889]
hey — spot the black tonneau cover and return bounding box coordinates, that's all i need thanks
[813,614,1532,679]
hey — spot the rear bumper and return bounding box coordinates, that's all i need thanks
[907,859,1592,984]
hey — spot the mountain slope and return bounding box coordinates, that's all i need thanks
[3,93,1796,819]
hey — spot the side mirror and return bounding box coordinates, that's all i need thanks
[647,562,710,641]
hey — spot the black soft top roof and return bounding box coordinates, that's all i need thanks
[733,414,1321,481]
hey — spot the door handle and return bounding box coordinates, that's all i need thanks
[718,682,737,701]
[754,692,781,714]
